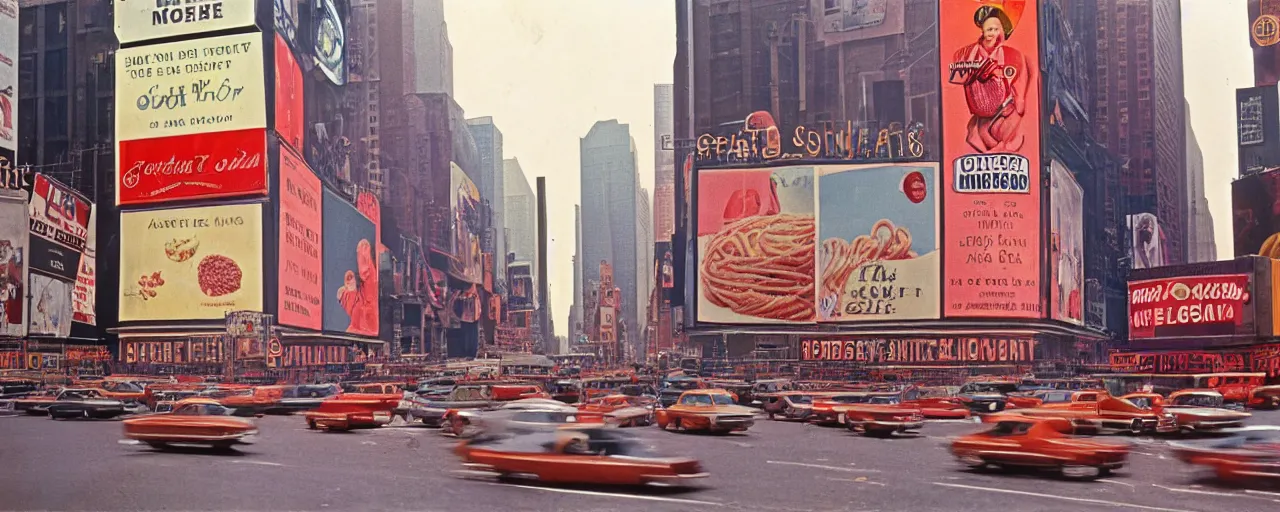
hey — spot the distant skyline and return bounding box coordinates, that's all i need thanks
[447,1,1249,337]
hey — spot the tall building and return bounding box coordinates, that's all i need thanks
[1185,101,1216,263]
[503,158,537,285]
[581,120,641,347]
[404,0,454,96]
[1089,0,1188,265]
[349,0,385,194]
[635,185,653,358]
[653,84,676,241]
[467,117,506,283]
[570,204,583,342]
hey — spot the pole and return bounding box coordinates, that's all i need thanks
[536,177,549,354]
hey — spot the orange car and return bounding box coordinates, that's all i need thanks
[1248,385,1280,410]
[951,415,1129,480]
[577,394,657,427]
[655,389,756,433]
[1123,390,1251,433]
[1008,390,1176,435]
[122,398,259,450]
[456,427,707,487]
[1170,426,1280,483]
[304,393,401,431]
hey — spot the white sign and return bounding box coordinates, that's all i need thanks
[116,32,267,142]
[115,0,258,45]
[0,0,18,153]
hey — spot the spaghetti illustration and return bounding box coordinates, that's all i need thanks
[700,213,816,321]
[819,220,917,304]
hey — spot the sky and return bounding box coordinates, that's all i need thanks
[446,0,1248,337]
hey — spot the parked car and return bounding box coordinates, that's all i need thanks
[950,415,1129,480]
[758,391,816,421]
[655,389,756,434]
[577,394,657,427]
[13,388,61,415]
[1248,385,1280,410]
[1169,426,1280,483]
[122,398,258,450]
[1122,390,1251,433]
[1008,390,1177,435]
[46,388,129,420]
[304,393,401,431]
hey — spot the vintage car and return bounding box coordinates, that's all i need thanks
[577,394,657,427]
[546,379,582,404]
[1008,390,1177,435]
[871,389,971,420]
[0,399,15,417]
[304,393,401,431]
[151,390,204,413]
[1123,390,1251,433]
[46,388,129,420]
[838,400,925,437]
[13,388,61,415]
[443,398,586,436]
[758,391,816,420]
[950,415,1129,480]
[0,378,40,398]
[268,384,342,414]
[1248,385,1280,410]
[418,384,553,428]
[955,381,1044,414]
[1169,426,1280,483]
[655,389,756,434]
[455,427,707,487]
[452,408,606,438]
[808,393,871,426]
[122,398,259,449]
[97,380,147,404]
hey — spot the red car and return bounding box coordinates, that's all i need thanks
[1170,426,1280,483]
[951,415,1129,480]
[456,427,707,487]
[304,393,401,431]
[122,398,259,450]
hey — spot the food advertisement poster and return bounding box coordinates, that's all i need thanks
[1050,161,1083,325]
[0,190,26,337]
[117,128,268,206]
[1128,274,1252,339]
[28,274,72,338]
[697,166,815,324]
[1232,170,1280,258]
[1129,213,1163,269]
[115,32,266,142]
[0,0,16,154]
[274,33,304,152]
[29,174,91,281]
[119,204,264,322]
[940,0,1042,319]
[817,164,939,322]
[450,163,483,284]
[322,188,378,336]
[278,148,322,330]
[114,0,258,45]
[72,205,97,325]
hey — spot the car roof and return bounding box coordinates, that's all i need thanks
[174,398,223,407]
[682,388,731,395]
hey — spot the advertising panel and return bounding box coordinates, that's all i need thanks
[0,0,16,154]
[119,204,265,322]
[313,0,347,86]
[655,241,673,306]
[114,0,258,45]
[801,337,1036,363]
[1232,170,1280,257]
[817,164,939,322]
[72,205,97,325]
[278,149,322,330]
[117,128,268,206]
[1128,274,1252,339]
[29,174,91,281]
[600,306,616,343]
[0,189,25,337]
[694,111,927,167]
[274,33,304,152]
[507,263,535,313]
[697,166,815,323]
[450,163,483,284]
[355,191,381,258]
[812,0,906,45]
[115,32,267,142]
[1110,344,1280,377]
[322,189,377,336]
[1129,213,1164,269]
[124,338,226,365]
[940,0,1042,318]
[28,274,72,338]
[274,0,299,47]
[1050,161,1084,325]
[1236,86,1280,176]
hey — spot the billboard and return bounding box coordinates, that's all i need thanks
[1232,170,1280,257]
[600,306,616,343]
[697,166,815,323]
[72,205,97,325]
[321,188,377,336]
[0,0,16,154]
[1129,213,1164,269]
[115,0,259,45]
[450,163,483,284]
[275,33,304,152]
[817,164,939,322]
[507,262,535,312]
[29,175,91,281]
[1050,161,1084,325]
[119,204,265,322]
[28,274,72,337]
[278,148,323,330]
[655,240,674,301]
[812,0,906,45]
[801,337,1036,363]
[0,189,25,337]
[1128,274,1251,339]
[940,0,1042,319]
[117,128,269,206]
[313,0,347,86]
[1237,85,1280,176]
[115,32,267,142]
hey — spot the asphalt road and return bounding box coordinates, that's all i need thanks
[2,410,1279,512]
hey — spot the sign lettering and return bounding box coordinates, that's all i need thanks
[800,337,1035,363]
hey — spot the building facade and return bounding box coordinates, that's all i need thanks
[503,158,537,282]
[1185,101,1216,263]
[467,117,506,285]
[580,120,641,347]
[653,84,676,241]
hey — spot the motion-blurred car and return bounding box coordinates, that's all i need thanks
[950,415,1129,480]
[122,398,258,450]
[455,427,707,487]
[304,393,401,431]
[13,388,61,415]
[577,394,657,427]
[1123,390,1251,433]
[46,389,129,420]
[1169,426,1280,483]
[655,389,756,433]
[758,391,815,420]
[1248,385,1280,410]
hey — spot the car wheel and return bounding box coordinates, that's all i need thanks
[1099,467,1114,477]
[958,454,986,469]
[1062,465,1101,480]
[673,418,682,431]
[146,442,169,450]
[1129,419,1144,435]
[306,420,318,430]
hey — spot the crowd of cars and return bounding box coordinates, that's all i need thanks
[2,372,1278,489]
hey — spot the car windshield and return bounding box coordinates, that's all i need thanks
[987,421,1034,437]
[787,395,812,404]
[712,394,735,405]
[832,395,869,404]
[1128,397,1153,409]
[1172,394,1223,407]
[869,396,899,404]
[961,383,1017,394]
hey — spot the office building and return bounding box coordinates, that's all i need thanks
[580,120,642,346]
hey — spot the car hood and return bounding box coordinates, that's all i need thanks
[1167,406,1251,420]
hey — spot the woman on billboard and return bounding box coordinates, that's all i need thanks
[949,1,1034,154]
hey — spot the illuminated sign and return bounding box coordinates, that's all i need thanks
[800,337,1035,363]
[695,111,925,165]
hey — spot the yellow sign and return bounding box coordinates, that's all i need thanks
[119,203,264,322]
[115,32,267,142]
[1255,15,1280,47]
[115,1,259,45]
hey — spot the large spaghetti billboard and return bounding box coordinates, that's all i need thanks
[940,0,1042,319]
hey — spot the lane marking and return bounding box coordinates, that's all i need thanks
[1098,479,1136,488]
[766,461,882,473]
[1152,484,1280,503]
[825,477,886,487]
[228,460,284,467]
[931,482,1197,512]
[489,483,723,506]
[1246,490,1280,498]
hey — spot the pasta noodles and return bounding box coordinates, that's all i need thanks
[700,214,816,321]
[819,220,917,309]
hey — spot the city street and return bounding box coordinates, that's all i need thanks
[2,412,1279,511]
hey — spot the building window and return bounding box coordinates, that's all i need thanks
[43,49,67,92]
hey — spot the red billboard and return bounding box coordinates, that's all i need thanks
[274,33,304,153]
[278,147,323,330]
[1128,274,1252,339]
[801,337,1036,364]
[117,128,268,206]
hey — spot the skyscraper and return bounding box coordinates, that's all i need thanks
[653,84,676,241]
[467,117,506,283]
[571,204,583,342]
[581,120,641,347]
[1185,100,1216,263]
[636,185,653,358]
[503,158,538,286]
